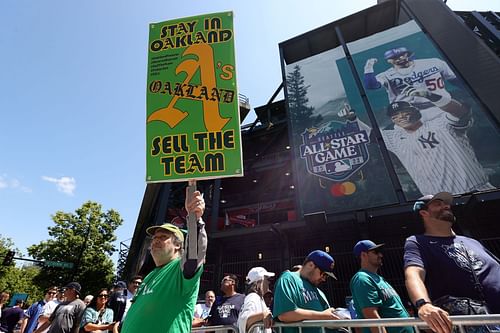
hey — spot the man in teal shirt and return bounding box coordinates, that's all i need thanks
[121,187,207,333]
[273,250,344,333]
[350,240,413,333]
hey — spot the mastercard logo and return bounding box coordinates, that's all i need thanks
[330,181,356,197]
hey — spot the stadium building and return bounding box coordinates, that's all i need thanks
[122,0,500,307]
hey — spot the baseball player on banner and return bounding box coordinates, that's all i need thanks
[338,99,495,195]
[356,46,496,195]
[363,47,456,122]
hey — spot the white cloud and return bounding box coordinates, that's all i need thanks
[0,174,32,192]
[42,176,76,196]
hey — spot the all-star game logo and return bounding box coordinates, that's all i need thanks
[299,121,370,182]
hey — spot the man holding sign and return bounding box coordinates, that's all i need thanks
[121,188,207,333]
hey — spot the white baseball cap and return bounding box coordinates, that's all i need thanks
[246,267,275,284]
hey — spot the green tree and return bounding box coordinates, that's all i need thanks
[28,201,123,296]
[0,235,44,303]
[286,64,322,131]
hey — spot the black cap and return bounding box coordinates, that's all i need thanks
[114,281,127,289]
[387,101,418,117]
[64,282,81,295]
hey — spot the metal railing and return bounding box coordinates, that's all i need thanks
[192,325,238,332]
[246,314,500,333]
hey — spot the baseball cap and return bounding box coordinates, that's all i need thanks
[353,240,385,257]
[305,250,337,280]
[246,267,275,284]
[114,281,127,289]
[64,282,81,295]
[387,101,419,117]
[413,192,453,213]
[146,223,185,242]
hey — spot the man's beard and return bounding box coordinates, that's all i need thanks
[438,209,455,223]
[395,61,414,75]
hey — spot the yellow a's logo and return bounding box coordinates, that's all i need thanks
[147,43,230,132]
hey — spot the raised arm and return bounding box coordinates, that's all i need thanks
[181,187,207,279]
[363,58,382,89]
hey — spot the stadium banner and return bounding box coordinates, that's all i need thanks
[146,12,243,182]
[284,47,398,216]
[347,20,500,199]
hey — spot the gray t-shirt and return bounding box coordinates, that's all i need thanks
[48,298,86,333]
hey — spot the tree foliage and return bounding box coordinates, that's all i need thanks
[28,201,123,296]
[0,235,44,303]
[286,65,322,131]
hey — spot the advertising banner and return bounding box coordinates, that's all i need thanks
[347,21,500,199]
[284,47,398,216]
[146,12,243,182]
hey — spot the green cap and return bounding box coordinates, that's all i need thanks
[146,223,185,242]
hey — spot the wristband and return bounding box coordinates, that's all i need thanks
[415,298,431,309]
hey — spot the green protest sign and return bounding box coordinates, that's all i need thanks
[146,12,243,182]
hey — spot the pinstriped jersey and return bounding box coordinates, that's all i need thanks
[375,58,456,109]
[382,112,492,195]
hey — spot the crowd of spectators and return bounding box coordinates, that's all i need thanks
[1,191,499,333]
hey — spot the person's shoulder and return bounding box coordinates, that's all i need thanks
[278,270,297,281]
[405,235,419,243]
[84,306,96,314]
[456,235,480,244]
[351,270,376,283]
[244,292,260,302]
[74,299,86,307]
[234,293,245,300]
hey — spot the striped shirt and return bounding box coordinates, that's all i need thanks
[382,111,493,194]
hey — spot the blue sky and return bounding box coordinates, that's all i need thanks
[1,0,498,263]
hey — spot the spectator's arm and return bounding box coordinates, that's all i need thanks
[19,317,28,333]
[245,310,273,331]
[192,317,205,328]
[405,266,452,333]
[38,314,49,325]
[182,188,207,279]
[33,320,51,333]
[82,322,116,332]
[361,307,386,333]
[278,308,340,322]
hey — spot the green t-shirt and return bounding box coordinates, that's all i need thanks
[350,269,413,333]
[121,258,202,333]
[273,271,330,333]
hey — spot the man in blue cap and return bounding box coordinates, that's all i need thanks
[273,250,344,332]
[350,240,412,333]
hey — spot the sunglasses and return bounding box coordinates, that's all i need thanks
[98,294,109,298]
[313,264,328,279]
